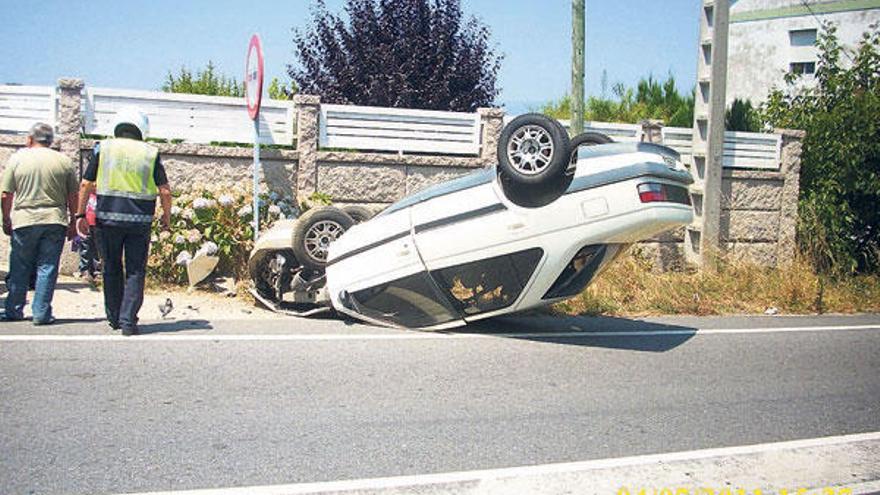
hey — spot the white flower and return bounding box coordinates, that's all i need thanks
[218,194,234,207]
[175,250,192,266]
[170,205,182,216]
[237,205,252,217]
[159,231,171,241]
[193,198,211,210]
[197,241,218,256]
[268,204,281,216]
[186,229,202,243]
[174,234,186,244]
[150,234,158,243]
[182,208,195,220]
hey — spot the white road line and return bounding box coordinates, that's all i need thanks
[114,431,880,495]
[0,323,878,342]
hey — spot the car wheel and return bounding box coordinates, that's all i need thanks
[341,204,374,224]
[569,131,613,164]
[497,113,571,188]
[292,206,354,271]
[250,249,296,302]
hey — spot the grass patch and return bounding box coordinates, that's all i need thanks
[555,249,880,317]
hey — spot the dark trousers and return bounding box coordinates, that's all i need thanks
[96,225,150,330]
[4,224,66,322]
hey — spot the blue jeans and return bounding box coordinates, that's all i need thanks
[4,224,66,323]
[77,227,98,276]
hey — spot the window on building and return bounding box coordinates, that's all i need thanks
[790,62,816,76]
[789,28,818,47]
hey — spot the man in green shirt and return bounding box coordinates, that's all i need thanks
[1,123,78,324]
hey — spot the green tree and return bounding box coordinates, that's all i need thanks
[726,98,761,132]
[162,61,244,97]
[540,74,694,128]
[267,77,298,100]
[763,24,880,275]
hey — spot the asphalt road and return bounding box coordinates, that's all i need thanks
[1,313,879,495]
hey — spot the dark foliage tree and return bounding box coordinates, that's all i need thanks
[289,0,502,111]
[725,98,761,132]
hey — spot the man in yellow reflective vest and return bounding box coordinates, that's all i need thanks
[76,107,172,336]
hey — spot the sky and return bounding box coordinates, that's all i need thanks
[0,0,701,113]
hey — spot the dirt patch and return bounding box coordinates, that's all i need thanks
[1,274,282,323]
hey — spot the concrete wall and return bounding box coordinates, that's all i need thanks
[77,141,299,200]
[728,3,880,104]
[0,81,802,273]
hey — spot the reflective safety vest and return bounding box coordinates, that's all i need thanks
[95,138,159,225]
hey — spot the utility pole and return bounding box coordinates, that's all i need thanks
[571,0,585,135]
[686,0,730,267]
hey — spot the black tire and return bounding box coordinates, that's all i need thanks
[250,249,296,302]
[569,131,613,161]
[292,206,354,271]
[497,113,571,188]
[341,204,374,224]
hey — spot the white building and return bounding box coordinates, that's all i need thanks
[727,0,880,104]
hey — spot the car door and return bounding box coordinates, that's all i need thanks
[409,180,545,320]
[326,206,465,329]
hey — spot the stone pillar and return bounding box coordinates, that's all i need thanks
[776,128,804,266]
[640,119,664,143]
[55,79,85,275]
[56,78,84,169]
[478,107,504,164]
[294,94,321,200]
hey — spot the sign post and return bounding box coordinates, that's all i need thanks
[245,34,265,240]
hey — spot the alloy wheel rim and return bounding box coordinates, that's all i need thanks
[507,125,555,175]
[304,220,344,262]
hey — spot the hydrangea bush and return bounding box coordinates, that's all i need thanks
[148,184,297,285]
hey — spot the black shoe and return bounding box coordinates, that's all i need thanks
[121,326,139,336]
[33,317,56,326]
[108,321,120,331]
[0,312,23,322]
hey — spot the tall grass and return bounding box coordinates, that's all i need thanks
[554,249,880,317]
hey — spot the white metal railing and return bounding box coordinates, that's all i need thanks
[660,126,694,156]
[556,119,644,142]
[320,104,481,155]
[662,126,781,170]
[0,83,782,169]
[0,85,57,133]
[83,87,295,145]
[721,130,782,170]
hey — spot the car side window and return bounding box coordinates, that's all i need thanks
[431,248,543,316]
[351,272,461,328]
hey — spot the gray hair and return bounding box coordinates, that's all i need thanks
[28,122,54,146]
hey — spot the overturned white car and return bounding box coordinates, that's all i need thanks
[249,114,693,330]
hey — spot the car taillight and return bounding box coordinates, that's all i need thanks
[637,182,691,205]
